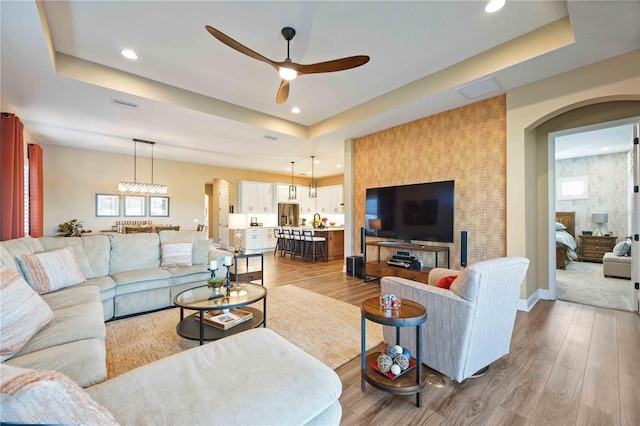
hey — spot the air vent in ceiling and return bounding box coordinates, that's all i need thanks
[112,99,138,109]
[457,77,502,100]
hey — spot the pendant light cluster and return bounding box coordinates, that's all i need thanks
[309,156,317,198]
[288,161,297,200]
[118,138,167,194]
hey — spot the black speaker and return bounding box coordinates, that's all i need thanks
[346,256,364,278]
[460,231,468,267]
[360,227,365,254]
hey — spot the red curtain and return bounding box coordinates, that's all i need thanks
[1,113,25,241]
[28,144,44,237]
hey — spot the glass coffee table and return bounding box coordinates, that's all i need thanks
[173,283,267,345]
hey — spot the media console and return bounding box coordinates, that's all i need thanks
[363,241,450,283]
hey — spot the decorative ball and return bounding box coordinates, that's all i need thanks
[390,364,401,375]
[376,354,393,372]
[402,347,412,360]
[386,344,402,357]
[394,354,409,370]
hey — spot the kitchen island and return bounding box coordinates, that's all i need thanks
[314,228,344,261]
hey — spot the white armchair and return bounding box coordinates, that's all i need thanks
[380,257,529,383]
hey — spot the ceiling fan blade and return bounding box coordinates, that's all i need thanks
[276,80,290,104]
[290,55,370,75]
[205,25,278,70]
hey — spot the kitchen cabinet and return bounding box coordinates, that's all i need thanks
[262,227,277,249]
[239,227,277,251]
[316,185,343,214]
[299,186,315,214]
[239,181,274,214]
[276,184,300,204]
[314,229,344,260]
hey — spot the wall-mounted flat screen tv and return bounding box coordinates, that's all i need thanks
[365,180,454,243]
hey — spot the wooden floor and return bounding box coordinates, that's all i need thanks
[258,252,640,426]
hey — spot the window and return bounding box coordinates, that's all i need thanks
[556,176,588,200]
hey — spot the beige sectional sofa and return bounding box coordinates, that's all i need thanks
[1,232,343,424]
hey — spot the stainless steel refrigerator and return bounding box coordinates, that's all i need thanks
[278,203,300,227]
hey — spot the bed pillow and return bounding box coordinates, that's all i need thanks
[613,239,631,256]
[0,268,54,362]
[16,246,86,295]
[0,365,118,425]
[555,222,566,231]
[160,237,194,267]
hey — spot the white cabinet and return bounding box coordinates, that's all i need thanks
[239,181,274,214]
[243,228,263,250]
[316,185,343,214]
[262,227,277,249]
[299,186,315,214]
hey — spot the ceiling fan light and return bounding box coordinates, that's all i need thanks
[279,67,297,81]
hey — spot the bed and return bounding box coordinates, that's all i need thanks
[555,211,579,269]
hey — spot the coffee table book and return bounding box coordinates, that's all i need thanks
[195,308,253,330]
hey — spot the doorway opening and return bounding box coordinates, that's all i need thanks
[549,117,638,311]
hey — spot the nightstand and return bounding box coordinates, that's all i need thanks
[579,235,617,263]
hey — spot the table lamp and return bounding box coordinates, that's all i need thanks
[592,213,608,236]
[228,213,247,253]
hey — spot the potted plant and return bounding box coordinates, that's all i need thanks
[58,219,84,237]
[207,276,225,294]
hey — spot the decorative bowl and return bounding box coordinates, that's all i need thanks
[379,295,401,310]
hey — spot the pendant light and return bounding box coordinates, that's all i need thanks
[309,156,317,198]
[118,138,167,194]
[288,161,297,200]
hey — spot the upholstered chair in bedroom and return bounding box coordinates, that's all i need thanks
[380,257,530,383]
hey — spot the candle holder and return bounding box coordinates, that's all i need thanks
[224,258,234,297]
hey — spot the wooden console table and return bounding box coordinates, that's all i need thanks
[363,241,450,283]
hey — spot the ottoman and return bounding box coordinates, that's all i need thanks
[603,252,631,279]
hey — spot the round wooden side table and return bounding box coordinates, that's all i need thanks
[361,296,427,407]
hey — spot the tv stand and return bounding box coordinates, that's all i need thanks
[363,241,450,284]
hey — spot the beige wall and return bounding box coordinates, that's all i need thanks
[354,96,507,268]
[40,144,312,237]
[506,50,640,302]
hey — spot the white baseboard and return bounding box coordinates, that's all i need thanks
[517,288,556,312]
[518,290,541,312]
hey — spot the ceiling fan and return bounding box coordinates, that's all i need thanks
[205,25,370,104]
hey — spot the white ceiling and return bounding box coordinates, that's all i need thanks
[2,1,639,179]
[555,123,636,161]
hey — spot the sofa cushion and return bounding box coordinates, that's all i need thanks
[0,364,117,425]
[111,268,171,294]
[159,230,211,265]
[82,276,117,301]
[109,233,160,274]
[17,247,86,294]
[0,268,54,362]
[16,300,105,357]
[4,339,107,388]
[86,328,342,425]
[40,285,102,311]
[0,238,40,275]
[160,237,193,267]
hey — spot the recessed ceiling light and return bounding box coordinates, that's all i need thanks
[601,147,610,151]
[291,107,301,114]
[336,164,342,168]
[485,0,505,13]
[121,49,138,60]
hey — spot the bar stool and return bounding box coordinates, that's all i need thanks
[273,226,285,257]
[281,226,293,257]
[302,227,327,262]
[290,227,304,259]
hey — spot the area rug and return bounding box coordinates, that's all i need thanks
[105,285,383,379]
[556,261,634,311]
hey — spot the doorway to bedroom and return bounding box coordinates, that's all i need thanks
[552,118,637,311]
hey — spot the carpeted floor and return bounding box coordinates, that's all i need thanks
[556,261,635,311]
[105,285,384,379]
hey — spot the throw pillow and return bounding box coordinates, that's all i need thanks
[435,275,458,289]
[613,240,630,256]
[160,237,194,267]
[0,268,54,362]
[16,246,86,295]
[0,365,118,425]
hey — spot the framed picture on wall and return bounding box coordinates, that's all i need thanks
[95,194,120,217]
[124,195,146,217]
[149,196,170,217]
